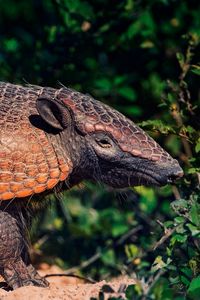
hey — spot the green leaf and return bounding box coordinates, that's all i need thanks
[176,52,185,69]
[95,78,112,91]
[125,244,139,259]
[189,201,200,226]
[171,234,187,243]
[119,105,142,116]
[4,38,19,52]
[111,223,129,237]
[171,199,189,213]
[117,86,136,101]
[174,216,185,224]
[139,119,176,134]
[195,139,200,153]
[188,276,200,299]
[187,167,200,174]
[127,21,141,39]
[101,249,116,266]
[140,40,154,48]
[164,220,174,228]
[126,284,141,298]
[151,256,166,272]
[187,224,200,237]
[134,187,157,213]
[125,0,134,11]
[191,65,200,76]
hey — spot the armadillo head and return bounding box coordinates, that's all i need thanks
[37,88,183,188]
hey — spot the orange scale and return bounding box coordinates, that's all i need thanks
[135,133,146,141]
[10,182,24,193]
[0,152,7,159]
[122,127,132,136]
[36,156,46,164]
[15,189,33,198]
[105,125,113,132]
[24,179,37,188]
[95,123,105,131]
[151,155,160,161]
[149,141,156,147]
[47,159,58,169]
[131,148,142,156]
[38,164,49,173]
[141,141,149,147]
[130,137,139,145]
[0,172,13,182]
[88,115,99,123]
[36,174,48,184]
[142,149,152,156]
[26,166,38,177]
[1,192,15,201]
[14,173,27,182]
[120,144,131,152]
[47,178,58,189]
[112,130,122,140]
[13,163,25,173]
[0,182,9,193]
[60,172,67,181]
[0,160,12,171]
[60,163,70,174]
[11,151,23,161]
[63,98,76,109]
[50,169,60,179]
[34,184,47,194]
[23,154,35,164]
[84,123,95,132]
[30,143,41,153]
[153,149,162,155]
[160,156,168,163]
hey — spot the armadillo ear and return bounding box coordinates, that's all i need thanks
[36,98,70,130]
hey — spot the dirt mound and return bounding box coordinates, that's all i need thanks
[0,265,135,300]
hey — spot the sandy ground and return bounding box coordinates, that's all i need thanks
[0,264,136,300]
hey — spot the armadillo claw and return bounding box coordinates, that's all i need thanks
[2,259,49,289]
[27,264,49,287]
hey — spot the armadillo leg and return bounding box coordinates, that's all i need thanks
[0,208,49,289]
[22,250,49,287]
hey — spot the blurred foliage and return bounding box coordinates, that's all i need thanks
[0,0,200,299]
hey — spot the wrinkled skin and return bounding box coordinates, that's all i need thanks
[0,82,183,289]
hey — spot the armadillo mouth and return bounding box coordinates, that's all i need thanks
[101,169,168,188]
[133,171,167,186]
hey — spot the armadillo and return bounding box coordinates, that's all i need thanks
[0,82,183,289]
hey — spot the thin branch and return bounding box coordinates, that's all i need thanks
[153,220,177,250]
[45,273,96,283]
[142,269,166,298]
[63,226,142,275]
[116,225,143,246]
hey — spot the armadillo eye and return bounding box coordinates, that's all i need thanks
[96,139,112,148]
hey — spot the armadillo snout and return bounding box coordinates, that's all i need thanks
[166,161,184,184]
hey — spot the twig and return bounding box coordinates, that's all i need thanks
[116,225,143,245]
[172,185,181,200]
[142,269,166,299]
[45,273,96,283]
[170,104,193,158]
[64,226,142,275]
[153,220,177,250]
[64,252,101,275]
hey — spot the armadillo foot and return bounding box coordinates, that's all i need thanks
[27,264,49,287]
[2,259,49,289]
[0,207,49,289]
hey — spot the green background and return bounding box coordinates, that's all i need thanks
[0,1,200,299]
